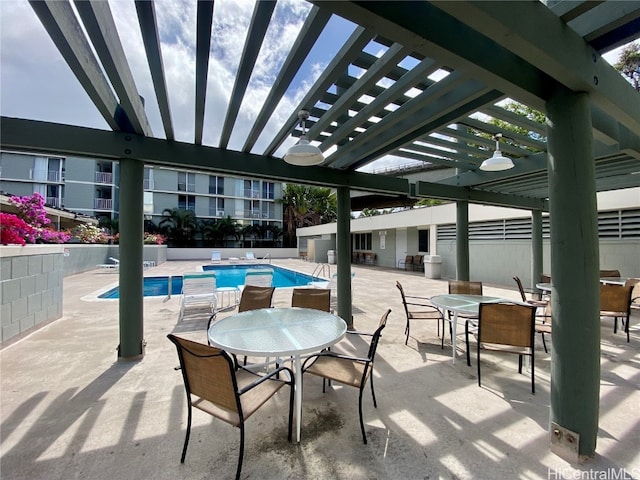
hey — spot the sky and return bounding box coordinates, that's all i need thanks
[0,0,634,173]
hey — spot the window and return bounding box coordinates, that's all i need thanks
[144,167,154,190]
[261,202,274,219]
[178,172,195,192]
[418,230,429,252]
[262,181,275,199]
[244,199,260,218]
[178,195,195,212]
[244,180,260,198]
[353,233,372,250]
[209,175,224,195]
[209,197,225,216]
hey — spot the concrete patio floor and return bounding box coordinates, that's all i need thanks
[1,259,639,480]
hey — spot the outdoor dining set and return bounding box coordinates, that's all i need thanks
[168,266,639,479]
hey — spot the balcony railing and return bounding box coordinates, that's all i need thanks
[94,198,113,210]
[46,197,62,208]
[29,170,64,182]
[244,189,261,198]
[143,179,154,190]
[95,172,113,184]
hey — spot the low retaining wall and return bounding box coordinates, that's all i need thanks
[1,245,64,344]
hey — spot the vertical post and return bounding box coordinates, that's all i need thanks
[547,88,599,459]
[118,158,145,360]
[336,186,353,328]
[531,210,543,294]
[456,200,469,281]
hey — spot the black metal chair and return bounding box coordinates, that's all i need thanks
[168,334,294,480]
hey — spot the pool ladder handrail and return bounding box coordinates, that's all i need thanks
[312,263,331,279]
[257,253,272,264]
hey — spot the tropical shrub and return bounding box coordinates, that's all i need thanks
[5,193,70,244]
[0,213,35,245]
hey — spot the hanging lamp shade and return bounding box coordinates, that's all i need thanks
[479,134,514,171]
[284,136,324,166]
[284,110,324,166]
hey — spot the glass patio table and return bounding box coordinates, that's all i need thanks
[430,294,506,364]
[207,307,347,442]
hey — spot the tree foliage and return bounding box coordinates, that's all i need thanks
[614,42,640,91]
[280,184,337,246]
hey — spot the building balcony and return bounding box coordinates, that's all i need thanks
[143,179,154,190]
[94,198,113,210]
[95,172,113,184]
[29,170,64,182]
[46,197,63,208]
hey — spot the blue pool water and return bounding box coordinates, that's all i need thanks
[98,264,319,298]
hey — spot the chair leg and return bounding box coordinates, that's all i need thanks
[476,342,482,387]
[625,315,630,342]
[358,386,367,444]
[180,404,192,463]
[465,320,471,367]
[614,316,618,334]
[441,317,445,349]
[235,423,245,480]
[518,355,523,374]
[541,332,548,353]
[288,379,294,442]
[405,320,410,345]
[531,352,535,395]
[369,371,377,408]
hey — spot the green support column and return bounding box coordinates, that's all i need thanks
[456,200,469,281]
[118,158,145,360]
[547,89,599,459]
[336,186,353,328]
[531,210,543,294]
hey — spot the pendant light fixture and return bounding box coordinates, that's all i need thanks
[284,110,324,166]
[479,133,514,171]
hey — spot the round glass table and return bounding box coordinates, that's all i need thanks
[208,307,347,442]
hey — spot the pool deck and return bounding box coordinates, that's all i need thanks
[1,259,639,479]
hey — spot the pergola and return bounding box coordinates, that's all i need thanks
[1,0,639,461]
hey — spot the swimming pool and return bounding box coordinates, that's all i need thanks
[98,264,320,298]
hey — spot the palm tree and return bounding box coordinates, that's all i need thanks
[159,208,196,246]
[280,184,337,247]
[215,216,240,247]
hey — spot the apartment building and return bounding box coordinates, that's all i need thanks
[0,151,284,232]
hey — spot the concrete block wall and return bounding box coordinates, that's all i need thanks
[1,245,64,344]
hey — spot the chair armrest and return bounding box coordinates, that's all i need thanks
[237,365,294,395]
[345,330,373,337]
[302,351,369,370]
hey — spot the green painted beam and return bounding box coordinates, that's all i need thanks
[219,0,276,149]
[415,180,548,211]
[28,1,120,131]
[135,0,175,141]
[74,1,152,137]
[195,0,214,145]
[0,116,410,196]
[432,1,640,135]
[243,6,331,152]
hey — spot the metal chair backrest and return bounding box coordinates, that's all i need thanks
[367,309,391,361]
[513,276,528,302]
[448,280,483,295]
[291,288,331,311]
[600,284,633,314]
[168,334,239,413]
[238,285,275,312]
[478,302,535,348]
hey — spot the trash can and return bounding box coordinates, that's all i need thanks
[423,255,441,279]
[327,250,336,264]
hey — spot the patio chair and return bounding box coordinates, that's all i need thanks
[513,276,551,352]
[245,252,257,262]
[179,272,217,321]
[291,288,331,312]
[398,255,413,270]
[448,280,483,322]
[302,309,391,444]
[244,268,273,287]
[396,281,444,346]
[210,250,221,263]
[412,254,424,272]
[167,334,294,480]
[599,269,621,279]
[600,284,633,342]
[625,278,640,311]
[465,302,536,394]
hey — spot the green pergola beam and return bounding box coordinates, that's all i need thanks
[0,117,410,196]
[194,1,214,145]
